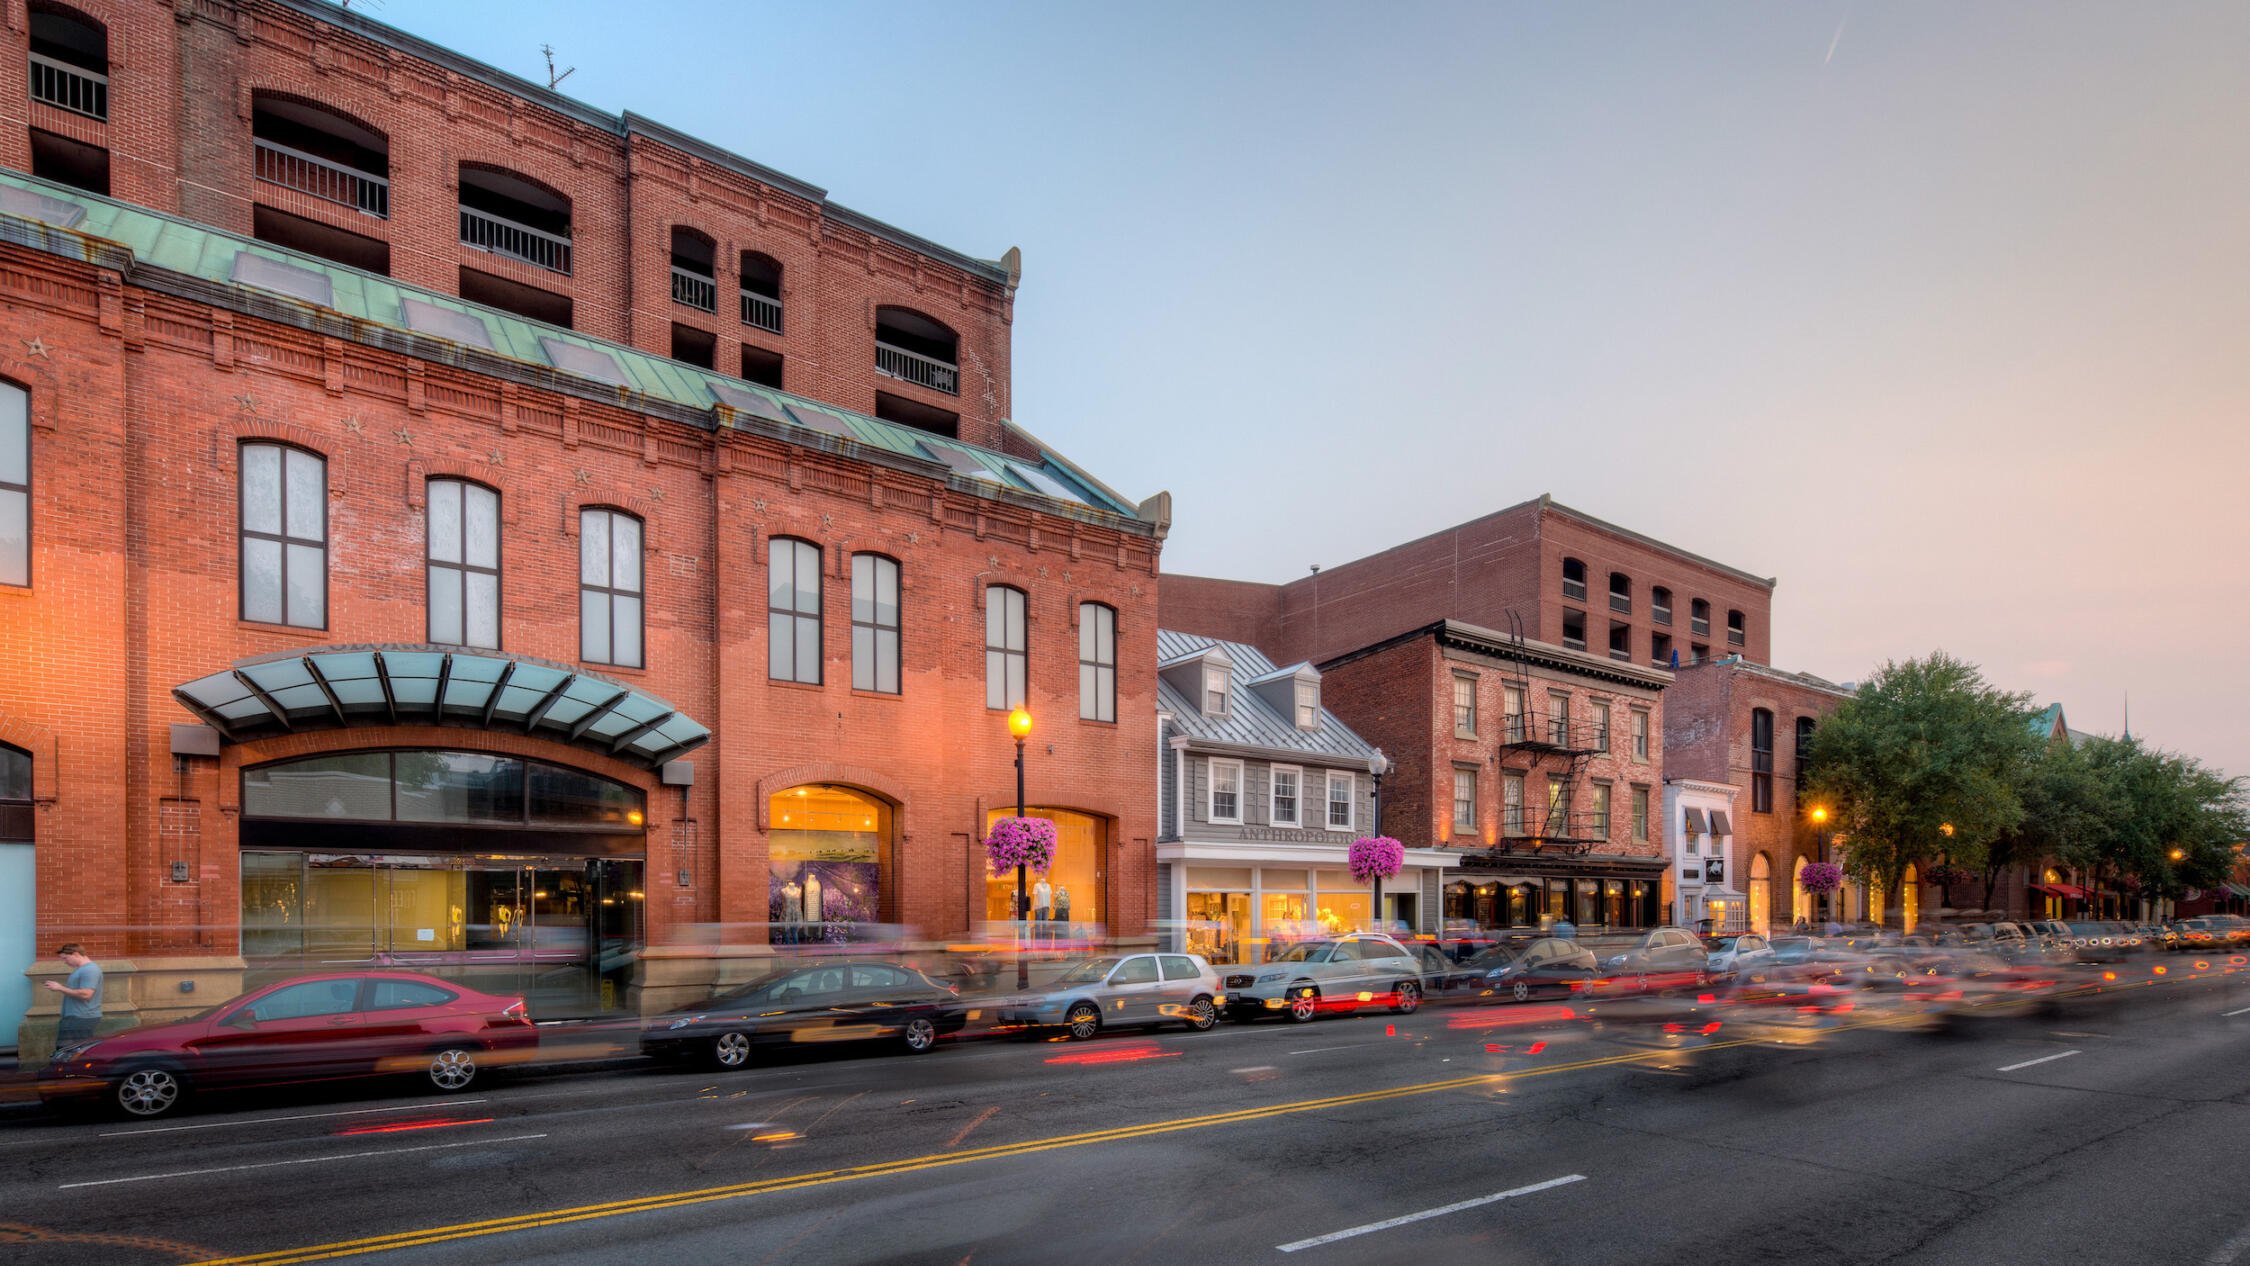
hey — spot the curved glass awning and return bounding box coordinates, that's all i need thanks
[173,645,709,770]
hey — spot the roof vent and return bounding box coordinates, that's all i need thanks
[400,297,495,350]
[230,253,335,308]
[538,336,630,387]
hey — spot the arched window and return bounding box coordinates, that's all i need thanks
[240,443,326,628]
[0,741,31,843]
[740,251,783,334]
[1608,571,1631,614]
[1727,609,1747,648]
[0,381,26,587]
[1749,853,1772,935]
[427,479,500,649]
[985,807,1103,928]
[1690,598,1711,637]
[1791,854,1811,925]
[851,554,900,694]
[767,537,822,685]
[985,585,1026,710]
[1078,602,1116,723]
[28,3,106,120]
[459,164,573,274]
[1560,557,1587,602]
[670,226,716,313]
[874,306,959,395]
[579,507,642,667]
[1650,585,1673,626]
[252,93,389,217]
[1750,708,1774,813]
[771,784,891,933]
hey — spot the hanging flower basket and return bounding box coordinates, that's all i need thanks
[984,816,1058,875]
[1799,861,1845,894]
[1349,835,1405,883]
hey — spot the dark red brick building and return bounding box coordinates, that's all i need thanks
[0,0,1164,1051]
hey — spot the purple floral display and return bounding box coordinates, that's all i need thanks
[1799,861,1845,893]
[985,816,1058,875]
[1349,835,1405,883]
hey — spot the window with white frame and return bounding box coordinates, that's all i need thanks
[1325,770,1355,831]
[1294,679,1319,729]
[1452,674,1477,736]
[0,382,26,587]
[768,537,822,685]
[1632,786,1650,840]
[578,507,643,667]
[1209,758,1243,823]
[1504,773,1525,833]
[1078,602,1116,722]
[1592,700,1611,753]
[985,585,1026,710]
[427,479,500,649]
[1503,686,1525,742]
[1591,782,1612,834]
[1270,765,1301,827]
[1205,661,1231,717]
[851,553,900,694]
[1631,709,1650,761]
[241,442,327,628]
[1452,767,1477,831]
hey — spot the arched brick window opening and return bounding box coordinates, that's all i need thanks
[875,306,958,396]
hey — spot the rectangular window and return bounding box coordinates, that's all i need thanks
[0,383,25,586]
[1631,709,1650,761]
[1592,782,1612,834]
[1326,771,1355,831]
[1561,608,1586,651]
[241,443,327,628]
[1650,631,1673,669]
[1078,602,1116,722]
[1452,767,1477,832]
[1632,786,1650,841]
[1452,674,1477,737]
[1547,777,1569,827]
[1608,621,1631,662]
[1205,662,1231,716]
[767,537,822,684]
[985,586,1027,710]
[1209,758,1242,824]
[427,479,500,649]
[1504,774,1525,834]
[1795,716,1816,771]
[1547,691,1571,746]
[1728,609,1747,647]
[578,508,643,667]
[1271,765,1301,827]
[1752,709,1775,813]
[1294,679,1319,729]
[852,553,901,694]
[1592,701,1611,753]
[1503,687,1525,743]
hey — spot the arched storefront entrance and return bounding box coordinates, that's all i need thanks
[983,807,1105,938]
[1749,853,1772,935]
[1791,854,1811,926]
[768,784,892,940]
[239,748,649,1015]
[1902,863,1919,933]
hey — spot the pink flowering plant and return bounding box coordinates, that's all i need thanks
[1799,861,1845,894]
[984,816,1058,875]
[1349,835,1406,883]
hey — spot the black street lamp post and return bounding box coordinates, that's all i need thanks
[1009,707,1033,990]
[1369,749,1391,932]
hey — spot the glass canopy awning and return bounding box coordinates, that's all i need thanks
[173,645,709,770]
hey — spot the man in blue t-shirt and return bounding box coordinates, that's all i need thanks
[45,943,102,1044]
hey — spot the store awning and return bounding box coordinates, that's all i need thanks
[1682,808,1709,836]
[173,645,710,770]
[2225,883,2250,899]
[1708,810,1734,838]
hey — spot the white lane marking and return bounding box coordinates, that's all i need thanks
[1230,1066,1277,1074]
[59,1133,548,1189]
[1288,1045,1379,1056]
[1276,1174,1586,1252]
[2220,1006,2250,1018]
[1996,1050,2081,1073]
[99,1099,492,1138]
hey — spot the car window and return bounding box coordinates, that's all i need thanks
[251,979,362,1021]
[1271,943,1335,963]
[1744,936,1766,951]
[367,979,457,1011]
[1056,957,1121,985]
[849,965,907,990]
[1159,955,1201,981]
[1110,956,1160,984]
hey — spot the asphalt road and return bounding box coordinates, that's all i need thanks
[7,965,2250,1266]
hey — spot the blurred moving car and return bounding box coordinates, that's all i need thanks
[1465,937,1597,1002]
[1702,933,1778,982]
[642,960,964,1069]
[2058,921,2140,962]
[43,971,534,1119]
[1597,927,1711,992]
[1222,933,1424,1022]
[1406,941,1485,1002]
[999,952,1223,1039]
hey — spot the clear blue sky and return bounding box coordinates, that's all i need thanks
[376,0,2250,779]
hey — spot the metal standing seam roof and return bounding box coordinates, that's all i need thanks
[0,169,1135,520]
[1156,629,1378,762]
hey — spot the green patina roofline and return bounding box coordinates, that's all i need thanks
[0,170,1150,534]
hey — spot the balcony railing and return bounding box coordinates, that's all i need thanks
[459,205,572,275]
[1561,578,1587,601]
[1609,591,1631,614]
[875,340,958,395]
[255,138,388,218]
[1691,615,1711,637]
[1652,603,1672,626]
[740,288,783,335]
[1728,628,1747,647]
[670,266,716,313]
[28,52,106,121]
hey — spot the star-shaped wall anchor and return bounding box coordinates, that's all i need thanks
[21,337,49,358]
[341,415,363,434]
[648,486,666,503]
[573,468,592,485]
[820,513,833,530]
[393,428,414,447]
[988,555,1000,569]
[235,393,258,415]
[486,450,505,466]
[1037,566,1048,579]
[752,498,769,514]
[907,532,921,546]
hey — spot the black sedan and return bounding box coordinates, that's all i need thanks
[1407,942,1485,1002]
[641,960,966,1069]
[1464,937,1598,1002]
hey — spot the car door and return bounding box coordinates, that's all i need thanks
[357,977,463,1073]
[1156,955,1205,1021]
[1104,955,1163,1024]
[848,964,915,1038]
[756,966,849,1046]
[188,978,369,1086]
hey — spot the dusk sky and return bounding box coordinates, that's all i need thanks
[385,1,2250,779]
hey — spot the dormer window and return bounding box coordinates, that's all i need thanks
[1205,662,1231,717]
[1294,679,1319,729]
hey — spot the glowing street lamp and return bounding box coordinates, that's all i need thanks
[1009,707,1033,989]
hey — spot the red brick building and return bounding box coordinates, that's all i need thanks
[1162,494,1776,672]
[0,0,1164,1051]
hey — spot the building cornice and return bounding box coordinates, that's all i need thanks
[1318,620,1672,692]
[1175,736,1381,774]
[1534,494,1778,591]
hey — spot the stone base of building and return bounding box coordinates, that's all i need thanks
[16,955,249,1062]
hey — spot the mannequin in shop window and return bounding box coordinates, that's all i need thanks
[1054,886,1071,940]
[802,871,823,934]
[780,879,803,945]
[1032,878,1053,945]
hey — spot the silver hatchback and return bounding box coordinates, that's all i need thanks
[997,952,1225,1040]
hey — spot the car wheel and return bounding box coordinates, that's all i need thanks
[112,1066,184,1119]
[1066,1003,1102,1041]
[1512,978,1533,1003]
[1185,996,1218,1032]
[1390,981,1422,1015]
[426,1046,479,1094]
[711,1030,753,1070]
[1287,986,1320,1023]
[901,1016,938,1054]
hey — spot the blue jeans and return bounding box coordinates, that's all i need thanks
[55,1017,97,1044]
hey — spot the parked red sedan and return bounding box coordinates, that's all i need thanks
[42,971,535,1119]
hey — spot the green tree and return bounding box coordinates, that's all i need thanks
[1984,737,2116,911]
[2079,737,2248,911]
[1802,653,2040,924]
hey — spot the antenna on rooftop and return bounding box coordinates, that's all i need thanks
[541,44,576,90]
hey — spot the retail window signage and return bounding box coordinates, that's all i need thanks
[1704,857,1726,884]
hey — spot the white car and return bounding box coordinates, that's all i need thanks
[1701,933,1777,981]
[1220,933,1424,1023]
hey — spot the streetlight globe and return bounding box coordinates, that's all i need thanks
[2170,847,2186,862]
[1939,822,1955,838]
[1810,807,1828,824]
[1008,707,1034,740]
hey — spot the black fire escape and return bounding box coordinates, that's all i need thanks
[1492,613,1607,858]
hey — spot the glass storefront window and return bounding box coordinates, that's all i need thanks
[773,785,889,939]
[1577,879,1601,928]
[529,763,643,828]
[395,751,523,824]
[1262,890,1310,959]
[1315,891,1369,936]
[242,851,303,956]
[983,807,1102,934]
[243,750,644,831]
[244,752,392,820]
[1184,891,1250,964]
[304,862,377,957]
